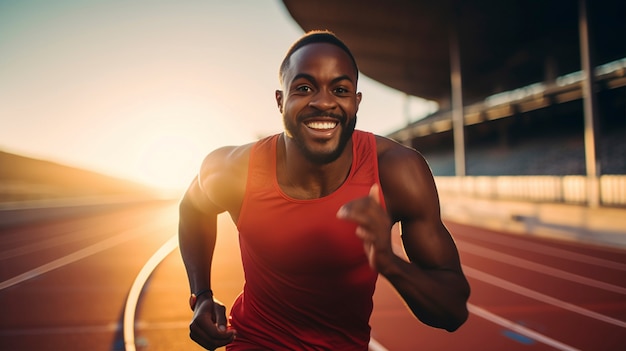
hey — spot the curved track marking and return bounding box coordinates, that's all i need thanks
[122,235,390,351]
[123,235,178,351]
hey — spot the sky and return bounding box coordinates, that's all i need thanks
[0,0,437,194]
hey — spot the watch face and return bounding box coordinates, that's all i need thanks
[189,294,197,311]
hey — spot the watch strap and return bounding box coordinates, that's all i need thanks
[189,288,213,311]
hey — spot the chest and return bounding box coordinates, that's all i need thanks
[237,185,370,274]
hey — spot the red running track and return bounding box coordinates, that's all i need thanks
[369,221,626,351]
[1,202,624,350]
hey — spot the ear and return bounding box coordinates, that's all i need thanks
[355,91,362,112]
[275,90,284,113]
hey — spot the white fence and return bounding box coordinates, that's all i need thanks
[434,175,626,207]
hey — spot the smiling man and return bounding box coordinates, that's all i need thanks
[179,30,470,351]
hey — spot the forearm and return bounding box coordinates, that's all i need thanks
[380,255,470,331]
[178,198,218,294]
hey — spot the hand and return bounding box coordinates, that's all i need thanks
[189,297,236,350]
[337,183,393,271]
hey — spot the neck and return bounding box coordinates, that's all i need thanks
[277,133,353,199]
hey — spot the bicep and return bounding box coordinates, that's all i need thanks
[381,148,461,270]
[401,218,462,271]
[180,176,224,217]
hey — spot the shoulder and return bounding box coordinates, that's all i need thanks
[374,135,431,175]
[195,141,256,214]
[199,143,254,178]
[374,135,439,222]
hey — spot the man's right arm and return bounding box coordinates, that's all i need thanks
[178,146,247,349]
[179,176,221,303]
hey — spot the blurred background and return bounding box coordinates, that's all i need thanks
[0,0,437,198]
[1,0,624,350]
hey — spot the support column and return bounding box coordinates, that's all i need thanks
[450,15,466,177]
[579,0,600,207]
[402,93,413,147]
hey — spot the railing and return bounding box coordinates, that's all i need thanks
[388,58,626,141]
[434,175,626,207]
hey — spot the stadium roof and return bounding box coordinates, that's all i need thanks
[281,0,626,106]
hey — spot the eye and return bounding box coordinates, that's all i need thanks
[333,87,350,95]
[295,85,312,93]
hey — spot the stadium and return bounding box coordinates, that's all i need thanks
[282,0,626,211]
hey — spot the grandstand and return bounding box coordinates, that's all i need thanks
[404,60,626,177]
[282,0,626,208]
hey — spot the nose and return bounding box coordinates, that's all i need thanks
[308,89,337,111]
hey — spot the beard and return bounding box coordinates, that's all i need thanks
[283,113,357,165]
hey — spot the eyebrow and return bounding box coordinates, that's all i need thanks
[291,73,355,86]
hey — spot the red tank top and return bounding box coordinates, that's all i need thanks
[228,131,384,350]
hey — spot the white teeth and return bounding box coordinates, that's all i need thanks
[306,121,337,130]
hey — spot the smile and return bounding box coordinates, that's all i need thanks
[305,121,338,130]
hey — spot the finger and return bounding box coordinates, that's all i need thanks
[354,225,365,239]
[190,324,234,351]
[337,197,371,219]
[189,308,235,348]
[189,322,216,349]
[214,303,228,331]
[369,183,380,204]
[337,184,382,221]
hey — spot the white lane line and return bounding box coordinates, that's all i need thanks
[123,235,178,351]
[468,303,581,351]
[0,229,86,260]
[122,237,391,351]
[463,265,626,328]
[0,222,167,291]
[454,233,626,271]
[368,337,389,351]
[460,242,626,294]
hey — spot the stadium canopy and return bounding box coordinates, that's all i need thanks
[281,0,625,106]
[281,0,625,207]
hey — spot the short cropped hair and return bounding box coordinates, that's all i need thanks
[278,30,359,85]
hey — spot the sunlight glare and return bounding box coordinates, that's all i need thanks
[113,98,257,196]
[136,133,203,194]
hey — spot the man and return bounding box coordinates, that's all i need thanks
[179,30,470,350]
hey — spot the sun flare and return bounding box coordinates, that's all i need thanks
[135,133,204,194]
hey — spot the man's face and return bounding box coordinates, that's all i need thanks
[276,43,361,164]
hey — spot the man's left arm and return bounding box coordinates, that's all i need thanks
[337,143,470,331]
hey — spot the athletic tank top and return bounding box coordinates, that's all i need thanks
[228,131,384,350]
